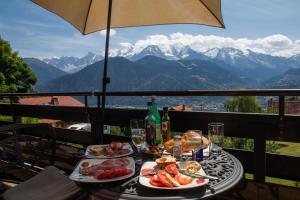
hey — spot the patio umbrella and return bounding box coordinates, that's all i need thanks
[32,0,225,144]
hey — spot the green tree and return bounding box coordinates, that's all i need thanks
[224,96,280,153]
[0,37,37,93]
[224,96,262,113]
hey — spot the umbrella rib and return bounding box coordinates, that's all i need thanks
[199,0,225,28]
[83,0,93,35]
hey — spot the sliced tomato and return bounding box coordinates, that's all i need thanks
[149,177,166,187]
[164,163,178,176]
[157,170,174,187]
[196,178,205,184]
[174,174,192,185]
[141,168,154,178]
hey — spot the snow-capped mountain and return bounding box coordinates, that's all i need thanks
[42,44,300,81]
[128,45,171,61]
[43,52,103,73]
[114,44,208,61]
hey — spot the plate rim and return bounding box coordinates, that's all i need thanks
[69,157,135,183]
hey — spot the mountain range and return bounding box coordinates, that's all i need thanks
[43,52,103,73]
[23,45,300,102]
[37,56,246,92]
[43,46,300,82]
[23,58,67,85]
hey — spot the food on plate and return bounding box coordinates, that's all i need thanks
[143,146,163,157]
[157,170,180,187]
[155,155,176,167]
[141,168,156,178]
[196,178,205,184]
[164,163,179,176]
[79,158,131,179]
[174,173,193,185]
[149,176,166,187]
[186,161,201,174]
[164,131,209,153]
[89,141,130,156]
[142,158,193,187]
[93,167,133,180]
[89,146,105,156]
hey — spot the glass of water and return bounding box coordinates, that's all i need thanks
[130,119,145,164]
[208,123,224,155]
[186,130,203,161]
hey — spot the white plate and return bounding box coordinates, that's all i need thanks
[69,157,135,183]
[85,143,134,158]
[139,161,209,190]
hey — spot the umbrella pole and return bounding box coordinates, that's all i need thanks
[99,0,113,144]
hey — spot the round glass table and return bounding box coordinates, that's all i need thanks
[82,150,244,200]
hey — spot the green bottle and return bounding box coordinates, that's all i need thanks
[151,97,162,146]
[161,107,171,143]
[145,101,156,146]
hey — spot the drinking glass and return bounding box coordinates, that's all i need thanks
[130,119,145,164]
[208,123,224,155]
[186,130,203,161]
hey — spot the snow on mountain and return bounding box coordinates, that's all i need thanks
[42,44,300,81]
[44,52,103,73]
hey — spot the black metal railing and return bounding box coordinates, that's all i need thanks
[1,89,300,184]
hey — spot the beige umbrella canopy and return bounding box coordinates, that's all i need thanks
[32,0,225,143]
[32,0,224,34]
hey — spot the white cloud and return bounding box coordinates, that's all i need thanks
[99,29,116,37]
[111,33,300,57]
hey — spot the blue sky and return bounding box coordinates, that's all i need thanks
[1,0,300,58]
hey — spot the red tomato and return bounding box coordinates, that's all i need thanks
[157,170,173,187]
[196,178,205,184]
[141,168,154,178]
[149,177,166,187]
[174,174,192,185]
[164,164,178,176]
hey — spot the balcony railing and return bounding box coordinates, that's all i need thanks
[1,89,300,185]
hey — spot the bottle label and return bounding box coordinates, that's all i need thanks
[155,124,162,146]
[162,121,168,143]
[196,149,204,162]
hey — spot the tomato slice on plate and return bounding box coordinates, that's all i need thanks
[149,177,166,187]
[157,170,174,187]
[164,163,178,176]
[141,168,154,178]
[174,174,192,185]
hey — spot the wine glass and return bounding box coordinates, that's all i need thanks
[130,119,145,164]
[208,123,224,155]
[186,130,203,161]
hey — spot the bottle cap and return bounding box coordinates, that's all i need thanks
[147,101,152,106]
